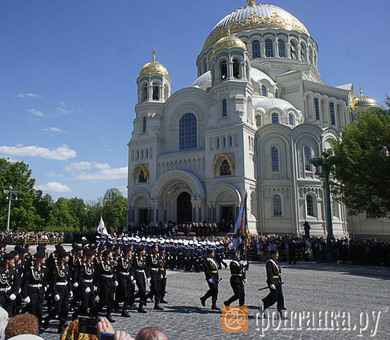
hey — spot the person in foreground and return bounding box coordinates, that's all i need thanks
[5,312,44,339]
[259,250,286,318]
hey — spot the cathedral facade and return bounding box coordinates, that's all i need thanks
[127,1,384,238]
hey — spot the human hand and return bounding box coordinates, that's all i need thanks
[54,294,61,301]
[94,286,98,292]
[97,317,115,339]
[114,280,118,287]
[85,287,91,293]
[73,282,79,288]
[270,284,276,290]
[69,290,73,298]
[208,279,214,284]
[23,296,30,304]
[9,294,16,301]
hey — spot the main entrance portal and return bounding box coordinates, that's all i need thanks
[177,192,192,223]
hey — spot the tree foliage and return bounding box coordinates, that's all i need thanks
[331,104,390,217]
[0,157,128,232]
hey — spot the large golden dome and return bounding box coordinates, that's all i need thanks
[203,1,309,51]
[351,88,380,110]
[140,50,169,77]
[213,33,247,54]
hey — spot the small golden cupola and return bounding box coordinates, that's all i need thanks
[137,50,171,103]
[351,86,380,112]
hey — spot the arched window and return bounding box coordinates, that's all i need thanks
[304,146,311,171]
[139,169,147,183]
[256,115,262,127]
[220,159,231,176]
[289,113,294,125]
[273,195,282,216]
[309,47,313,64]
[252,40,260,58]
[203,58,207,73]
[330,102,336,125]
[265,39,274,57]
[314,98,320,120]
[271,113,279,124]
[261,85,267,97]
[152,84,159,100]
[179,113,197,150]
[278,40,286,57]
[142,117,147,133]
[300,43,306,62]
[306,195,314,216]
[142,84,148,101]
[222,99,227,117]
[271,146,279,172]
[220,60,227,80]
[290,41,297,59]
[233,59,240,78]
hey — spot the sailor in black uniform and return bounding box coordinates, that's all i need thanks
[200,249,220,310]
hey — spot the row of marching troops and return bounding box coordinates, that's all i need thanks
[0,236,227,334]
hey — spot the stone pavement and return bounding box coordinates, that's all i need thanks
[42,261,390,340]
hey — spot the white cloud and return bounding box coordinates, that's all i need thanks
[14,92,41,99]
[54,101,74,116]
[44,127,63,133]
[0,145,76,160]
[65,161,110,172]
[75,166,128,180]
[36,182,71,193]
[29,109,44,117]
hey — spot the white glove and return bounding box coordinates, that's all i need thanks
[23,296,30,304]
[73,282,79,288]
[131,280,136,285]
[54,294,61,301]
[208,279,214,284]
[160,274,163,279]
[94,286,98,292]
[243,279,247,284]
[44,285,48,292]
[147,278,151,285]
[130,276,134,281]
[9,294,16,301]
[69,291,73,298]
[114,281,118,287]
[85,287,91,293]
[270,284,276,290]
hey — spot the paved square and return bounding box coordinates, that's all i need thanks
[43,261,390,339]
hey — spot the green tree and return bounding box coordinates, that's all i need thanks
[101,188,127,233]
[331,104,390,217]
[0,158,43,230]
[33,190,54,228]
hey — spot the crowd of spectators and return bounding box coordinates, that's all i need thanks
[0,231,65,245]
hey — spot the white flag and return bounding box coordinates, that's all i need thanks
[97,216,109,235]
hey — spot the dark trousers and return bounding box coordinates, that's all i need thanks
[226,277,245,306]
[46,286,69,326]
[160,276,167,300]
[98,278,114,316]
[203,280,218,304]
[77,285,96,317]
[135,274,147,307]
[262,283,284,312]
[117,276,131,311]
[0,293,14,316]
[26,288,44,325]
[149,271,161,305]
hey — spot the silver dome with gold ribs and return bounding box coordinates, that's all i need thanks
[203,1,310,51]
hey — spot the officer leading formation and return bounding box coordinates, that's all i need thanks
[0,235,285,333]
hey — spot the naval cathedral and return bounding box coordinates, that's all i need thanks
[127,1,386,238]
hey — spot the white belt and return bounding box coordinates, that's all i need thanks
[151,268,159,271]
[0,287,11,292]
[83,279,93,283]
[56,281,68,286]
[119,272,129,276]
[28,284,42,288]
[101,274,113,278]
[136,269,144,273]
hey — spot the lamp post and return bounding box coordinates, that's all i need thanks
[3,186,18,232]
[310,151,335,260]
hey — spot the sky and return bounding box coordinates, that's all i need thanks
[0,0,389,203]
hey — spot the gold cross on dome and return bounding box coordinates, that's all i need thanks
[248,0,256,7]
[152,49,157,62]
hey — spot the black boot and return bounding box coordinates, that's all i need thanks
[200,296,206,307]
[154,304,164,310]
[211,304,220,311]
[138,306,147,313]
[57,322,66,334]
[43,317,50,330]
